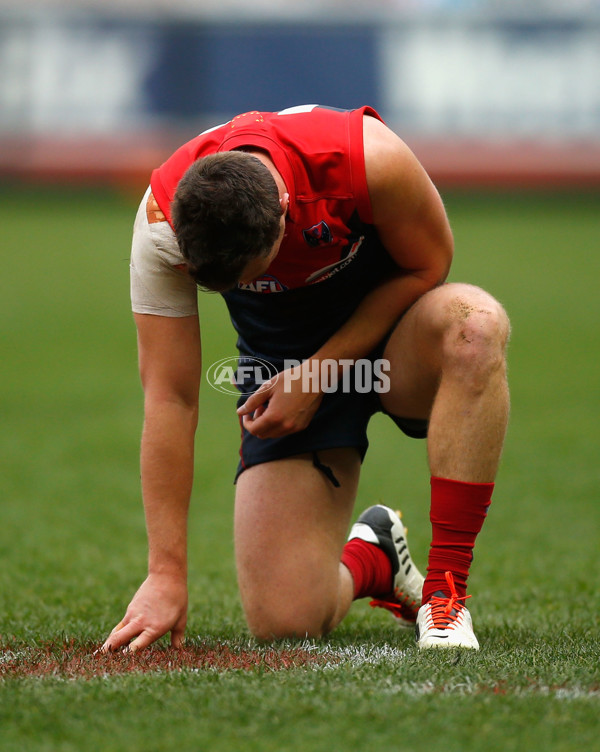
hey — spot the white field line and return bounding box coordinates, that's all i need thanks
[296,642,600,699]
[0,650,28,664]
[313,642,410,667]
[376,682,600,700]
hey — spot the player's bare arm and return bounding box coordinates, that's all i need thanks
[239,115,453,438]
[102,313,201,652]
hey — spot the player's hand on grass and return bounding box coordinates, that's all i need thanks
[101,573,188,653]
[237,360,323,438]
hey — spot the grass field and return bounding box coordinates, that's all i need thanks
[1,185,599,751]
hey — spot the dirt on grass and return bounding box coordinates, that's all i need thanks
[0,638,336,679]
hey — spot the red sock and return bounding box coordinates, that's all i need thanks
[423,476,494,604]
[341,538,392,600]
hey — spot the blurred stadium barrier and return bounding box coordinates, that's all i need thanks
[1,3,599,188]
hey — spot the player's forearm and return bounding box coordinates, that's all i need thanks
[140,399,198,578]
[312,270,440,368]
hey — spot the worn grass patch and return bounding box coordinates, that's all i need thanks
[0,639,335,679]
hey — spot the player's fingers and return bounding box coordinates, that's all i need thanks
[253,404,266,419]
[237,379,274,415]
[127,629,162,654]
[241,411,272,437]
[170,622,186,649]
[101,619,142,653]
[243,404,305,439]
[243,404,267,430]
[97,622,126,653]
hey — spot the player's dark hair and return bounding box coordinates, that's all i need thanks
[172,151,282,292]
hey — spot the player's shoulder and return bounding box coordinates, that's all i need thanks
[363,114,410,165]
[363,114,424,193]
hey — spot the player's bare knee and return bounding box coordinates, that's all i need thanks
[441,286,509,383]
[242,590,335,641]
[245,607,328,642]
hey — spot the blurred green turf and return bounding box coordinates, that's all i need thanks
[0,186,598,751]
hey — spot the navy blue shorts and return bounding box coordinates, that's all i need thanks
[234,352,428,482]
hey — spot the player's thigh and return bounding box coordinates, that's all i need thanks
[380,282,504,419]
[234,448,360,600]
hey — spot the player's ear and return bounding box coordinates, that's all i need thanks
[279,192,290,215]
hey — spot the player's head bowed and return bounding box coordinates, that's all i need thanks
[172,151,283,292]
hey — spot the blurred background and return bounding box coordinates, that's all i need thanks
[1,0,599,189]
